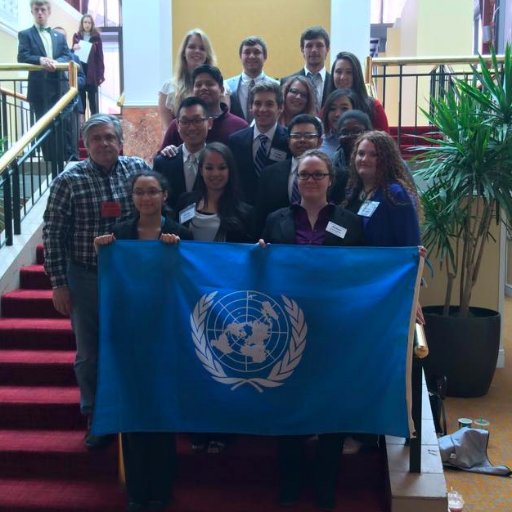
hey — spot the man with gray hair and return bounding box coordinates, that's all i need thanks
[43,114,151,448]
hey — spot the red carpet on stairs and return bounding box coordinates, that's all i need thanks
[0,245,389,512]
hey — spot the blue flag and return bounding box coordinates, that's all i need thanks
[94,241,421,438]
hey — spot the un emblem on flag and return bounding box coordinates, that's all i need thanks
[191,291,307,392]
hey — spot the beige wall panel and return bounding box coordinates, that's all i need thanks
[421,222,501,311]
[172,0,330,80]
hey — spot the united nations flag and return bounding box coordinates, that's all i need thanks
[192,291,306,392]
[94,241,422,438]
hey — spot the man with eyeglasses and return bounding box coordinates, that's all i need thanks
[43,114,151,449]
[280,26,333,111]
[154,97,213,210]
[160,65,247,150]
[255,114,323,233]
[226,36,279,122]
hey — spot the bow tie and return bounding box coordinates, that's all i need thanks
[39,27,51,33]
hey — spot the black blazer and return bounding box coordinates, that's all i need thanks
[112,216,192,241]
[255,158,351,235]
[262,205,364,246]
[280,69,333,107]
[255,159,293,235]
[153,147,198,211]
[175,192,256,243]
[228,125,290,206]
[17,26,72,105]
[229,92,246,120]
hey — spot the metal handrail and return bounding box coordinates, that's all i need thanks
[365,54,506,82]
[0,61,78,176]
[0,86,27,102]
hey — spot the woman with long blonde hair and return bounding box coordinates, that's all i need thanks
[158,29,230,132]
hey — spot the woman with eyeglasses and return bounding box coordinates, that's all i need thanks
[278,76,317,127]
[94,170,191,512]
[319,88,361,158]
[259,149,363,510]
[329,51,389,132]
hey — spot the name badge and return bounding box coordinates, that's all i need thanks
[326,221,347,239]
[100,201,121,218]
[358,200,380,218]
[179,204,196,224]
[269,148,287,162]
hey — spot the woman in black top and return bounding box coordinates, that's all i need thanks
[260,150,364,511]
[175,142,254,243]
[95,170,191,512]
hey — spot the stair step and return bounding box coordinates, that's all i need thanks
[0,386,82,430]
[1,290,63,319]
[0,318,74,350]
[0,429,118,480]
[36,244,45,265]
[0,477,125,512]
[20,265,51,290]
[0,350,75,386]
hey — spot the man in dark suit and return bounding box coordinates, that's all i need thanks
[18,1,72,160]
[255,114,323,233]
[281,26,332,111]
[154,97,212,211]
[228,81,290,205]
[18,1,72,121]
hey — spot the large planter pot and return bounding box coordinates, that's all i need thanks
[422,306,500,398]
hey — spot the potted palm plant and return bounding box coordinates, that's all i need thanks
[417,43,512,397]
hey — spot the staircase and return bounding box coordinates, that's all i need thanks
[0,246,389,512]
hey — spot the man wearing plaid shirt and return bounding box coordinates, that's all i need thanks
[43,113,151,448]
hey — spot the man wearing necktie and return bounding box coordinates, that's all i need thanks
[154,97,212,210]
[18,1,72,158]
[226,36,280,122]
[228,81,291,205]
[280,26,333,112]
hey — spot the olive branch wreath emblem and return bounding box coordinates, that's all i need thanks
[190,292,307,393]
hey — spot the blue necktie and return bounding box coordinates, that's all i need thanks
[290,171,301,204]
[254,134,269,175]
[307,72,322,110]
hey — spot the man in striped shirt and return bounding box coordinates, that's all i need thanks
[43,113,151,448]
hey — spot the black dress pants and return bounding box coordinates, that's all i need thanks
[122,432,176,506]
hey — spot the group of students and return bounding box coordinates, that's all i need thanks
[93,123,420,512]
[43,21,422,512]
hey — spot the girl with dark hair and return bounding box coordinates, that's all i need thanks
[329,51,389,132]
[72,14,104,115]
[279,76,317,127]
[176,142,254,243]
[343,130,420,246]
[319,88,360,158]
[94,170,191,512]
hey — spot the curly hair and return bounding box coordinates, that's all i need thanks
[344,131,419,210]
